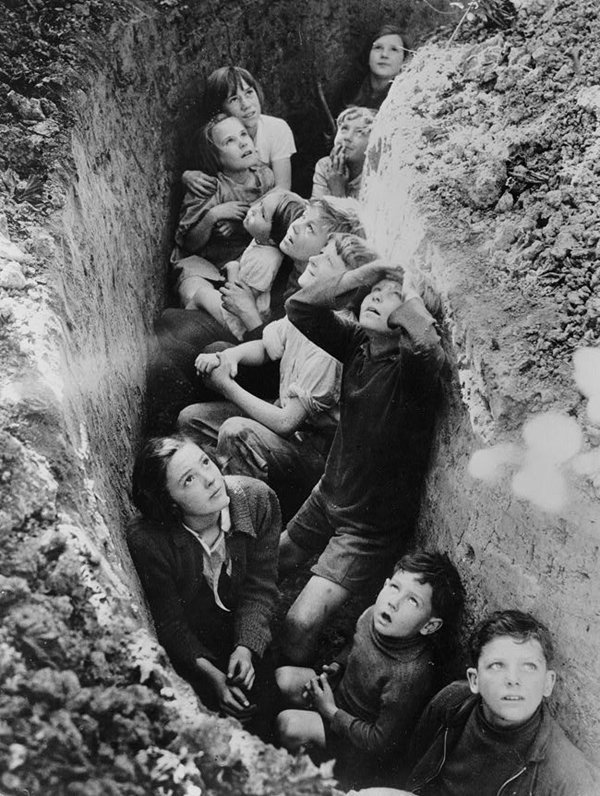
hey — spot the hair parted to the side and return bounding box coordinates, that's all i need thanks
[369,23,412,59]
[203,66,265,120]
[469,610,555,667]
[197,111,236,175]
[132,434,219,526]
[330,232,380,270]
[269,190,307,246]
[394,550,465,629]
[310,195,366,237]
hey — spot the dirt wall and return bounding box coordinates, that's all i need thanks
[362,0,600,763]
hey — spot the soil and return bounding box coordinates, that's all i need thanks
[1,0,599,792]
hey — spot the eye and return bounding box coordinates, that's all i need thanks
[183,474,195,486]
[201,456,211,467]
[408,596,419,606]
[245,88,254,97]
[489,662,503,670]
[524,662,538,671]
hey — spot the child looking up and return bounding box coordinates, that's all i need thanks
[355,610,600,796]
[275,551,465,790]
[177,233,379,521]
[152,194,366,426]
[172,113,275,309]
[311,107,376,200]
[184,66,296,194]
[188,189,301,339]
[280,262,446,665]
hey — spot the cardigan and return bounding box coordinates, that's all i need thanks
[127,475,280,672]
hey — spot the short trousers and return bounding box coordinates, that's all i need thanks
[285,486,404,594]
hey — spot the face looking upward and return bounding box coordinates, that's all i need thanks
[369,33,405,82]
[467,636,556,728]
[211,116,258,173]
[222,79,262,135]
[165,442,229,527]
[279,205,330,262]
[243,191,280,243]
[359,278,405,334]
[334,115,371,167]
[297,239,347,287]
[373,569,442,639]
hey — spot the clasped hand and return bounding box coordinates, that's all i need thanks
[194,352,237,391]
[302,669,337,720]
[213,646,256,720]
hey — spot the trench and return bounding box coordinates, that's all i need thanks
[2,0,600,791]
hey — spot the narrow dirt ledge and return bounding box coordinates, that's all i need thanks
[363,0,600,763]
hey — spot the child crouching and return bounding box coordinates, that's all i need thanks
[189,189,305,337]
[361,610,600,796]
[275,551,465,790]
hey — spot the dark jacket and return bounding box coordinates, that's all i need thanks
[405,681,600,796]
[127,475,280,673]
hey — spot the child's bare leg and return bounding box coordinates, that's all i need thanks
[276,709,326,753]
[186,277,224,316]
[282,575,351,665]
[275,666,317,707]
[279,530,312,576]
[224,259,240,282]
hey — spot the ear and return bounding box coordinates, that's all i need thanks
[467,667,479,694]
[543,669,556,699]
[419,617,443,636]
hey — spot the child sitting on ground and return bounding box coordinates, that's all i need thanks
[275,551,465,790]
[188,189,302,338]
[171,112,275,309]
[177,233,379,521]
[279,261,446,665]
[352,609,600,796]
[311,107,376,200]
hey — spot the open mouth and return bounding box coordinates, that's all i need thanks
[365,307,380,316]
[379,611,391,624]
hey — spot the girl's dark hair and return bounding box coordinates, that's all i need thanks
[469,610,555,667]
[370,24,406,50]
[203,66,265,120]
[132,434,217,525]
[270,191,307,246]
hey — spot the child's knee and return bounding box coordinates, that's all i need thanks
[275,665,301,697]
[218,416,252,446]
[276,709,300,750]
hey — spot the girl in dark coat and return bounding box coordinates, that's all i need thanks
[128,434,280,738]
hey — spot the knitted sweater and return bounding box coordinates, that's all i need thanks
[331,607,436,757]
[127,476,280,671]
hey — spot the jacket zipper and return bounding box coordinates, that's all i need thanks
[497,765,527,796]
[415,728,448,792]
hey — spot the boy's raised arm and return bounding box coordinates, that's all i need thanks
[285,260,398,360]
[388,294,446,377]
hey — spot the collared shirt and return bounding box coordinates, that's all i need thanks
[183,508,232,611]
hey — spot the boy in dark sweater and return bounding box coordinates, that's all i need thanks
[351,610,600,796]
[280,260,446,664]
[275,551,464,789]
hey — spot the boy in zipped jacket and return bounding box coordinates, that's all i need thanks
[352,610,599,796]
